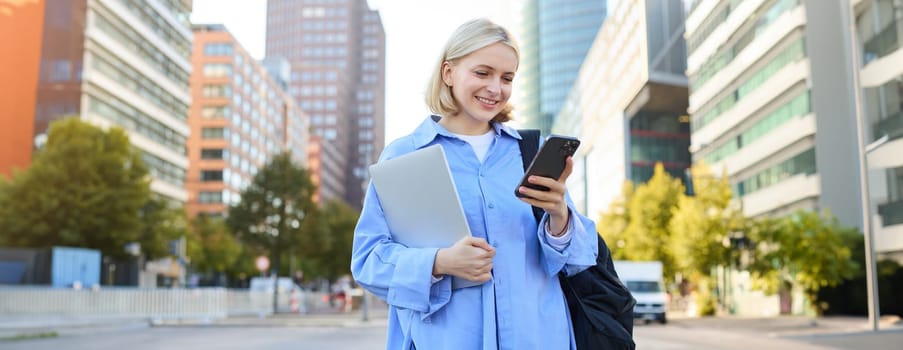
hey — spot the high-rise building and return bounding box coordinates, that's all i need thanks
[516,0,607,136]
[265,0,385,208]
[188,24,309,218]
[553,0,690,216]
[685,0,864,227]
[854,0,903,261]
[0,0,193,203]
[0,0,44,177]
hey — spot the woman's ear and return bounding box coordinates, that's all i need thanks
[441,61,454,87]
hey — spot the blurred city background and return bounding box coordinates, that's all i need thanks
[0,0,902,349]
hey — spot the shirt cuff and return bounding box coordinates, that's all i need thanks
[544,218,573,252]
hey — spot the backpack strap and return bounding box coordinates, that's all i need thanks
[517,129,544,225]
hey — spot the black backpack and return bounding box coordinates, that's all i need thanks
[518,129,636,350]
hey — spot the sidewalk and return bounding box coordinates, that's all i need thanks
[669,314,903,337]
[666,314,903,350]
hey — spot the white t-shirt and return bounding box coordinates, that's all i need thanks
[454,130,495,163]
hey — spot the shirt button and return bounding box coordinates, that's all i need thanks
[488,203,495,209]
[479,173,485,177]
[423,317,431,324]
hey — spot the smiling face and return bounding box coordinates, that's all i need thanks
[441,42,518,134]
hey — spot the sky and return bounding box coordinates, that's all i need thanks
[191,0,517,143]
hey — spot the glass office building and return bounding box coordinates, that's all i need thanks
[553,0,690,215]
[517,0,607,136]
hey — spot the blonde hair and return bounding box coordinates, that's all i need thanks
[425,18,520,123]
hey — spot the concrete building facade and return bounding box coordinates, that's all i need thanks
[554,0,690,217]
[0,0,44,177]
[854,0,903,260]
[265,0,385,208]
[188,24,309,218]
[685,0,864,228]
[0,0,193,203]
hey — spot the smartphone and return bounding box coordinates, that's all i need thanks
[515,135,581,198]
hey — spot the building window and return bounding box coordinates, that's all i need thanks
[203,63,232,77]
[202,84,232,98]
[201,148,226,160]
[201,170,224,182]
[201,106,230,119]
[201,127,226,139]
[204,43,234,56]
[198,191,223,203]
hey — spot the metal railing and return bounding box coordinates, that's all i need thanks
[863,19,900,64]
[878,199,903,227]
[873,110,903,142]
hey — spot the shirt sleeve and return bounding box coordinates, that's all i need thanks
[543,218,572,251]
[350,182,453,318]
[536,200,598,277]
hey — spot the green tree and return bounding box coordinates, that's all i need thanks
[297,199,359,281]
[0,118,151,258]
[669,163,740,279]
[227,153,317,278]
[187,214,241,275]
[622,163,685,282]
[138,197,189,260]
[746,210,859,315]
[598,182,633,260]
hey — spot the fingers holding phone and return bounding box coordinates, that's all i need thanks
[515,134,579,213]
[517,156,572,218]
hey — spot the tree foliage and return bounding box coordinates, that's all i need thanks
[296,199,359,281]
[187,214,241,274]
[138,197,189,260]
[669,163,741,279]
[598,182,633,260]
[746,209,859,315]
[596,160,858,316]
[0,118,152,258]
[622,163,684,281]
[227,153,317,277]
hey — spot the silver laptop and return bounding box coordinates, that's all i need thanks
[368,144,481,289]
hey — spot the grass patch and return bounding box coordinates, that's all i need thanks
[1,331,59,341]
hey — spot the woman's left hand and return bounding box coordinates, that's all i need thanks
[517,157,573,236]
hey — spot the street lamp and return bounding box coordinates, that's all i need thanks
[842,0,882,332]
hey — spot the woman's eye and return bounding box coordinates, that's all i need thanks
[475,71,489,76]
[503,76,514,82]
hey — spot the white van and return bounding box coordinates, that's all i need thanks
[613,261,668,324]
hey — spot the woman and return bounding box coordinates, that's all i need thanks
[351,18,598,349]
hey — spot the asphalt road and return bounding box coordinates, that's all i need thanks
[3,316,902,350]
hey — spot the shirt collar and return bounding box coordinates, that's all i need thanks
[411,115,523,149]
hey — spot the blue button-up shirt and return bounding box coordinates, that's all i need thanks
[351,116,598,350]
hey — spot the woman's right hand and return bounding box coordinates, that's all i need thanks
[433,236,496,282]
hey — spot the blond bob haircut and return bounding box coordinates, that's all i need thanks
[425,18,520,123]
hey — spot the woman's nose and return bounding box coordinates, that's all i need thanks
[486,79,500,95]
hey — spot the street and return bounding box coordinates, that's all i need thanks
[4,315,902,350]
